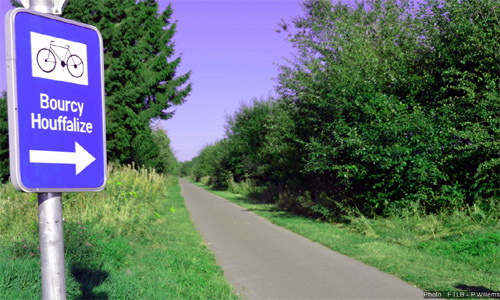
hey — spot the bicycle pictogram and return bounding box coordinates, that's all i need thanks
[36,41,84,78]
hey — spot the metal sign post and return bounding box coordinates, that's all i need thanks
[38,192,66,300]
[23,3,68,300]
[5,1,106,299]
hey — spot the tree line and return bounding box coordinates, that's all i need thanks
[182,0,500,219]
[1,0,188,182]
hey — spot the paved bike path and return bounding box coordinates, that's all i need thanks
[180,179,423,299]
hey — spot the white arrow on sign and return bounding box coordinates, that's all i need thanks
[29,142,96,175]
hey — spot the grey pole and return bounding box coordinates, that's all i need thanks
[25,2,68,299]
[38,193,67,300]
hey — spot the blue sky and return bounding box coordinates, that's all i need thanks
[1,0,303,161]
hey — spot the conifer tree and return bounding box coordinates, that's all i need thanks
[7,0,187,172]
[58,0,191,166]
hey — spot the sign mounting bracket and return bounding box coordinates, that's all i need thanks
[20,0,69,15]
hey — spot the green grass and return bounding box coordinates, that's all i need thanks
[0,166,237,299]
[190,180,500,294]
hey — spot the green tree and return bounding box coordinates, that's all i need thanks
[191,141,230,189]
[414,0,500,203]
[9,0,191,169]
[275,0,500,215]
[151,125,179,175]
[59,0,191,167]
[258,99,303,188]
[224,98,275,183]
[179,160,194,178]
[276,0,440,215]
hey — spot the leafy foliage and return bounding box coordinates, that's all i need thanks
[415,0,500,203]
[224,99,275,183]
[186,0,499,218]
[150,125,179,175]
[190,141,230,189]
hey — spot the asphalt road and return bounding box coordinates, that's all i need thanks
[180,179,424,300]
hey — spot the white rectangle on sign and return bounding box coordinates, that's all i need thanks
[30,31,88,85]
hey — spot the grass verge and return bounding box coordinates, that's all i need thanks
[190,180,500,295]
[0,166,237,299]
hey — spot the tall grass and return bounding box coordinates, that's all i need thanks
[0,166,236,299]
[0,165,168,257]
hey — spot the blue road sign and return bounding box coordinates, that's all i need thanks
[5,8,106,192]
